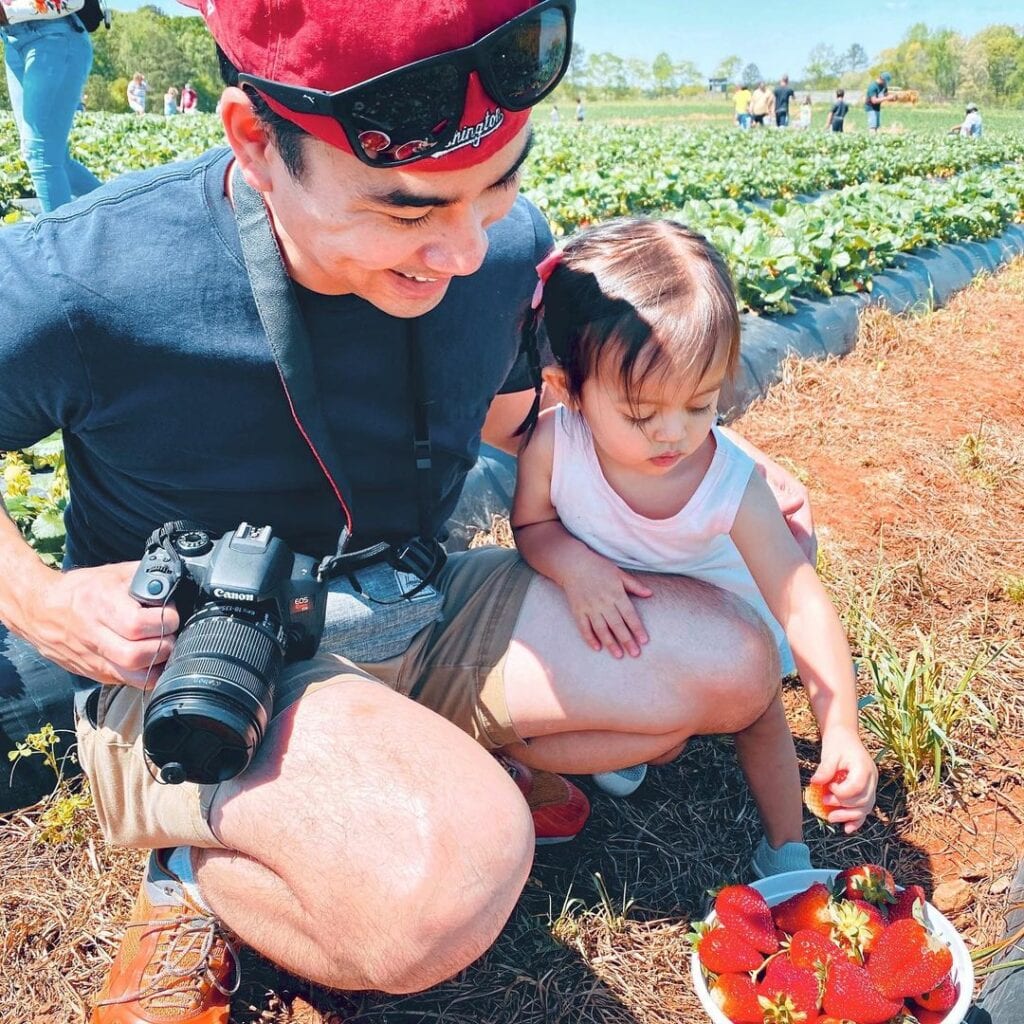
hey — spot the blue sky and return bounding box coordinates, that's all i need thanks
[116,2,1021,78]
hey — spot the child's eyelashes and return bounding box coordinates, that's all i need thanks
[624,404,715,426]
[625,412,655,427]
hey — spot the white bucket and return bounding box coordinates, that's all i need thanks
[689,869,974,1024]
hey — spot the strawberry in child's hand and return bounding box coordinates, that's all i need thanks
[715,884,780,954]
[889,883,927,923]
[804,769,847,820]
[866,918,954,999]
[756,955,822,1023]
[690,922,765,975]
[709,973,764,1024]
[787,929,846,970]
[822,960,904,1024]
[911,972,958,1013]
[833,863,897,908]
[772,882,835,936]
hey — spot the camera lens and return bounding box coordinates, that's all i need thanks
[143,607,284,784]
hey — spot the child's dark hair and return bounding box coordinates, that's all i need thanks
[517,217,740,440]
[836,88,845,98]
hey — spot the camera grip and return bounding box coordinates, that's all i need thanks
[129,547,178,606]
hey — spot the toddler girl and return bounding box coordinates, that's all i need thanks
[510,217,877,876]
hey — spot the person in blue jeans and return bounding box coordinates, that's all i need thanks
[0,11,102,212]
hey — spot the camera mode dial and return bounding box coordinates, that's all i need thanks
[174,530,212,556]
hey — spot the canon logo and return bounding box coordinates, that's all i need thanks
[213,588,255,602]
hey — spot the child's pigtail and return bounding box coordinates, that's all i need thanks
[513,248,563,446]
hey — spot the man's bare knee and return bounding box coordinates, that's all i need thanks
[356,785,534,993]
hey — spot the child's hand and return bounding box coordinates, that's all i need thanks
[561,554,653,658]
[811,729,878,833]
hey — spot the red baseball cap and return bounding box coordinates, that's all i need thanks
[179,0,537,170]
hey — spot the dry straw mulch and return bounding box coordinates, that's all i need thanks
[3,259,1023,1024]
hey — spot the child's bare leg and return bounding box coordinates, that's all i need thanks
[734,690,804,848]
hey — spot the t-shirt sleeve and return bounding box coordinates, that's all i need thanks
[0,223,92,451]
[497,198,554,395]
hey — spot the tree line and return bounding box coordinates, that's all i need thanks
[1,9,1021,113]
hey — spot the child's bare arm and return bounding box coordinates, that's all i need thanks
[731,470,877,831]
[511,413,652,658]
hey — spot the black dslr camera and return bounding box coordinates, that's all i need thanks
[129,522,328,786]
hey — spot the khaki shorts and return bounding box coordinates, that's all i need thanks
[76,547,534,850]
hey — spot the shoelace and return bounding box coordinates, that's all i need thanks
[96,913,241,1010]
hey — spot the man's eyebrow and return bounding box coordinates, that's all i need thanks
[362,131,535,211]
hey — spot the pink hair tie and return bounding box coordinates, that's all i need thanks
[531,248,563,310]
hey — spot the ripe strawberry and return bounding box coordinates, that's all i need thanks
[715,884,780,954]
[788,929,846,970]
[709,973,764,1024]
[889,883,927,923]
[912,976,958,1015]
[772,882,835,936]
[911,972,958,1013]
[866,918,954,999]
[833,864,897,908]
[822,960,904,1024]
[908,1008,948,1024]
[757,955,822,1023]
[829,898,886,958]
[690,922,765,975]
[804,769,848,820]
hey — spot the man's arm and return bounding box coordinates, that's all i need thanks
[480,388,546,455]
[718,425,817,563]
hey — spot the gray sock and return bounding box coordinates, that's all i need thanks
[751,836,814,879]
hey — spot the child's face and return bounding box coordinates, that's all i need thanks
[569,355,726,475]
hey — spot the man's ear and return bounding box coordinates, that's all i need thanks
[541,366,571,405]
[220,86,275,193]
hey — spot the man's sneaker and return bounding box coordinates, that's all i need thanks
[92,849,239,1023]
[496,754,590,844]
[591,763,648,798]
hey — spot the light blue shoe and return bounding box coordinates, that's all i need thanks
[750,835,814,879]
[591,763,648,797]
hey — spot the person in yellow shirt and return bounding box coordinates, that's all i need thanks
[733,82,752,129]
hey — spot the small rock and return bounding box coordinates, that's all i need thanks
[990,875,1012,895]
[932,879,973,914]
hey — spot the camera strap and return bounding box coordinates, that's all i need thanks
[230,165,445,594]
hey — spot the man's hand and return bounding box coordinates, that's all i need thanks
[754,461,817,564]
[560,552,652,659]
[21,562,178,688]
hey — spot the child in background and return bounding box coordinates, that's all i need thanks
[163,86,179,117]
[827,88,849,133]
[798,94,813,130]
[510,217,877,876]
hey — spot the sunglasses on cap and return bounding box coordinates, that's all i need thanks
[237,0,574,168]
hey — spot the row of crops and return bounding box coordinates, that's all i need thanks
[1,113,1022,314]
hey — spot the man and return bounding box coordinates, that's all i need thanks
[0,1,819,1019]
[864,73,888,132]
[749,81,775,128]
[773,74,795,128]
[952,102,983,138]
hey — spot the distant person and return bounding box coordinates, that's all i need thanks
[773,74,795,127]
[733,82,752,129]
[179,81,198,114]
[127,72,148,114]
[164,85,180,117]
[575,96,585,124]
[864,73,888,132]
[826,88,849,133]
[750,81,774,127]
[951,102,982,137]
[797,93,812,130]
[0,0,103,211]
[550,104,560,125]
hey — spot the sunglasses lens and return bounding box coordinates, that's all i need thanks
[487,7,569,109]
[345,62,464,163]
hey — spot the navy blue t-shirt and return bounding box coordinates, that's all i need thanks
[0,148,552,567]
